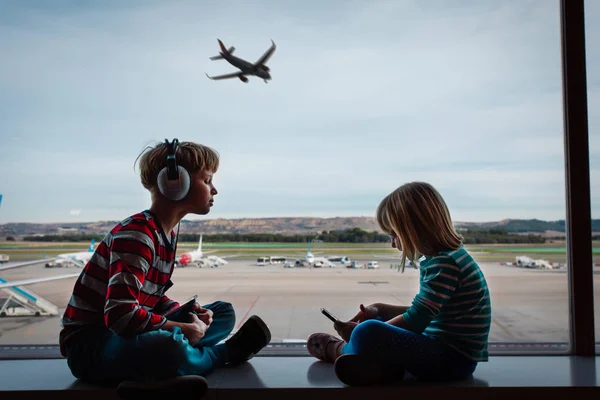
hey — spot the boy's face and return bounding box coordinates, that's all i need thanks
[186,169,217,215]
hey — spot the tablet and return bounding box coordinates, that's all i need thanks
[163,295,198,322]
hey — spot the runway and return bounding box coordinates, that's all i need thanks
[0,259,599,345]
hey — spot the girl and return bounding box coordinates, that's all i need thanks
[307,182,491,386]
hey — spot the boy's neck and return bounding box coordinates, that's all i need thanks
[148,201,186,234]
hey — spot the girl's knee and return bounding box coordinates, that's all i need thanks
[348,319,389,353]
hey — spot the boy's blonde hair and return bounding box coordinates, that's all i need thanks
[376,182,463,271]
[135,141,220,191]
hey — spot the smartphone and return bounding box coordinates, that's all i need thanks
[321,308,340,324]
[164,295,198,322]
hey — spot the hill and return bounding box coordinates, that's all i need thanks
[1,217,599,239]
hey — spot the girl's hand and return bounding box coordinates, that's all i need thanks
[350,303,379,323]
[334,321,358,342]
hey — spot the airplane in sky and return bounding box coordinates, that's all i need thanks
[175,235,236,268]
[205,39,276,83]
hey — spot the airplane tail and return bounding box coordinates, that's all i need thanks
[88,239,95,252]
[198,235,203,252]
[209,39,235,60]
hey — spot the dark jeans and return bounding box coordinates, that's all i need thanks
[64,301,235,384]
[342,319,479,381]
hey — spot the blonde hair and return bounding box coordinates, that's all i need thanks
[376,182,462,271]
[135,141,220,191]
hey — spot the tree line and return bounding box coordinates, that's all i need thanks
[18,227,545,244]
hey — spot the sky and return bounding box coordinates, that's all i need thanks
[0,0,598,224]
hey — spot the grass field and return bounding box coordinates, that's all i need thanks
[1,241,599,262]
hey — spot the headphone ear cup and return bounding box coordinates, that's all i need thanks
[157,167,191,201]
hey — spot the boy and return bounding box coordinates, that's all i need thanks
[59,139,271,398]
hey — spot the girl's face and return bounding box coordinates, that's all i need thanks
[390,235,401,251]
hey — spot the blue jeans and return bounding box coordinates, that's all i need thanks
[64,301,236,384]
[342,320,478,381]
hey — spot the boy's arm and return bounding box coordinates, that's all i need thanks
[104,224,167,337]
[153,294,179,315]
[394,257,461,333]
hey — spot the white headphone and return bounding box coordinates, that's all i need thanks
[156,138,191,201]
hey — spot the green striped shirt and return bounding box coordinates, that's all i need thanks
[401,246,491,361]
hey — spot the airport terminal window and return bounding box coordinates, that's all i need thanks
[0,0,596,358]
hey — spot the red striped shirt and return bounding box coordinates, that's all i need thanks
[59,211,180,356]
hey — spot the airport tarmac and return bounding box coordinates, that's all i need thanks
[0,259,599,345]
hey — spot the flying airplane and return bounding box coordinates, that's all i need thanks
[205,39,276,83]
[175,235,237,268]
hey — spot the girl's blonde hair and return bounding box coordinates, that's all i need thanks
[135,141,220,191]
[376,182,463,271]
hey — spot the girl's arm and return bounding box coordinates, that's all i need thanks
[373,303,410,320]
[386,314,412,331]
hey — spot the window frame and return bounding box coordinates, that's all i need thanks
[0,0,596,361]
[561,0,596,356]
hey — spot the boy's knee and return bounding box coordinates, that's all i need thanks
[204,300,234,316]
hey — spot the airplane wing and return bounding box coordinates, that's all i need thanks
[0,258,57,272]
[205,72,244,80]
[0,273,80,289]
[254,39,276,66]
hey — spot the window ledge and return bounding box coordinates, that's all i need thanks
[0,355,599,399]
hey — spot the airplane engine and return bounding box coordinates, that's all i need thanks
[239,75,248,83]
[262,65,270,72]
[179,253,192,266]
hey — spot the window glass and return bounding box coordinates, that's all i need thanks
[0,1,577,350]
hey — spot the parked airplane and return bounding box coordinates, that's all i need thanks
[511,255,559,270]
[44,239,96,268]
[205,39,276,83]
[279,241,337,268]
[175,235,235,268]
[0,239,98,271]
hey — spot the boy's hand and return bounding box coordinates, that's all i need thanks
[192,304,213,327]
[334,321,358,342]
[182,313,208,346]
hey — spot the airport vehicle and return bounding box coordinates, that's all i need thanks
[327,255,350,265]
[0,254,9,263]
[256,257,268,266]
[367,261,379,269]
[256,256,287,266]
[0,272,80,317]
[206,39,276,83]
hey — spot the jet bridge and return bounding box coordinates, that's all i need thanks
[0,277,59,317]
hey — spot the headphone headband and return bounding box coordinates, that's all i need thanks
[164,138,179,180]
